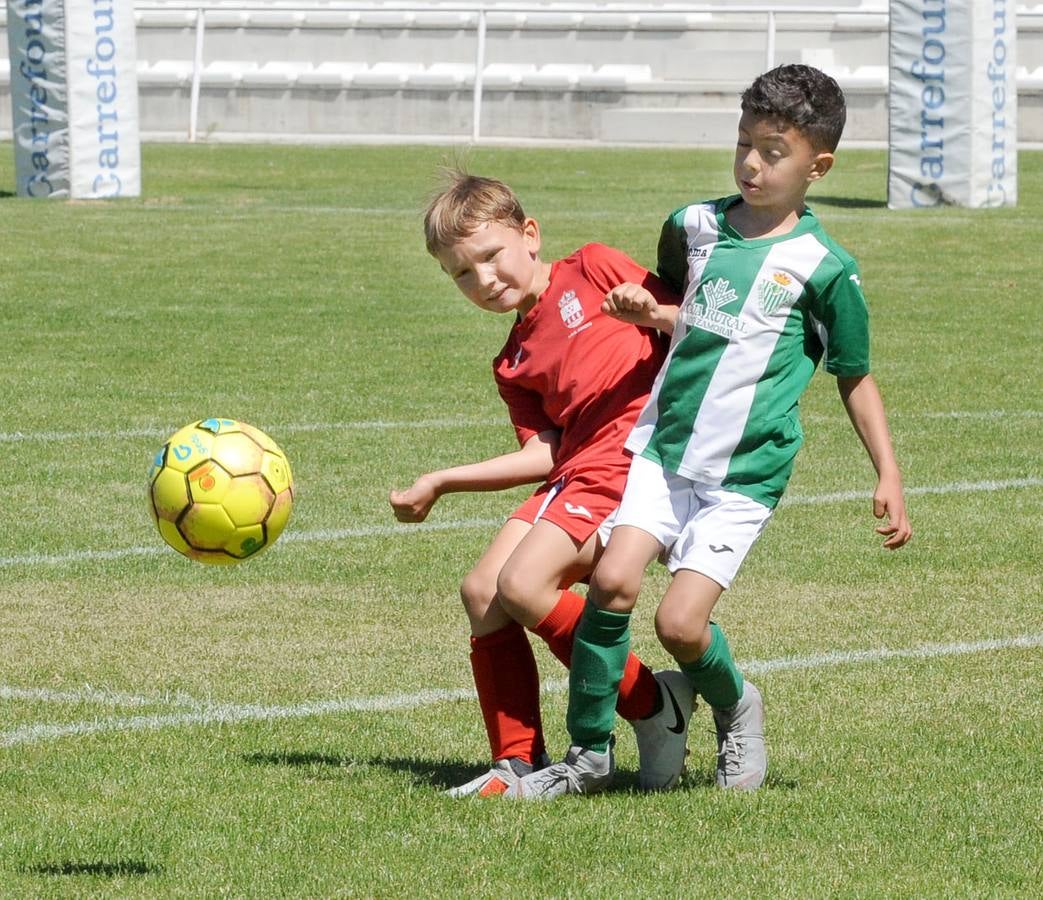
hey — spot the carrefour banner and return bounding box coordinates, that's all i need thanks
[888,0,1016,208]
[7,0,69,197]
[7,0,140,198]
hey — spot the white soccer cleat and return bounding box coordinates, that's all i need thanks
[505,742,614,800]
[446,754,550,798]
[630,669,695,791]
[712,680,767,790]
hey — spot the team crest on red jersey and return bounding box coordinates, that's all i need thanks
[558,290,584,329]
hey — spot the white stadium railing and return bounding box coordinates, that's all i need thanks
[0,2,1010,142]
[131,2,893,141]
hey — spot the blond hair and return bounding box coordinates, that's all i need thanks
[423,171,526,256]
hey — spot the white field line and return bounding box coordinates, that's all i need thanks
[0,684,204,709]
[3,632,1040,750]
[1,477,1040,570]
[1,410,1040,444]
[0,419,501,443]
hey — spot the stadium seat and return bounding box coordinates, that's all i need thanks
[1018,66,1043,90]
[407,64,476,89]
[242,62,310,89]
[295,62,370,89]
[522,12,585,31]
[201,10,250,29]
[523,64,595,89]
[202,61,254,87]
[355,11,416,30]
[138,59,195,88]
[581,13,641,32]
[632,12,713,31]
[352,62,425,88]
[412,11,478,30]
[840,66,888,89]
[296,11,360,29]
[242,11,306,30]
[134,8,195,28]
[485,12,529,30]
[481,64,537,88]
[577,64,653,90]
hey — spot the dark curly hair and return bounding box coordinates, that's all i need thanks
[741,65,847,152]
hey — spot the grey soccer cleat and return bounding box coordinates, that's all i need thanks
[446,754,551,798]
[505,741,615,800]
[712,680,767,790]
[630,669,695,791]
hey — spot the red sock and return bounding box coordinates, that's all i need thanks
[469,622,546,764]
[530,590,659,721]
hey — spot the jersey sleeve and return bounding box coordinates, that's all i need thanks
[578,243,680,307]
[495,371,556,447]
[809,257,871,377]
[656,207,690,296]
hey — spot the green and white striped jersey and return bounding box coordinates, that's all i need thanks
[627,196,870,508]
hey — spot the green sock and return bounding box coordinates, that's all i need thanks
[566,603,631,752]
[679,621,744,710]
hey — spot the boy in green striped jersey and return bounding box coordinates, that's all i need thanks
[510,65,912,799]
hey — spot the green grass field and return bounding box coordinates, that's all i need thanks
[0,143,1040,898]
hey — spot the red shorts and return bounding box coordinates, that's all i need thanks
[510,461,630,544]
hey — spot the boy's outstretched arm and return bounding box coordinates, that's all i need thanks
[602,283,679,334]
[836,374,913,549]
[389,430,558,523]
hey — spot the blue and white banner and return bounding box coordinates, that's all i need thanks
[6,0,140,198]
[6,0,69,197]
[888,0,1016,208]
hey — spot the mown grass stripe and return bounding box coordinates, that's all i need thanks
[0,478,1039,570]
[1,410,1039,443]
[4,633,1039,749]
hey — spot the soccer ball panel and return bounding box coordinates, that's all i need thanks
[187,547,242,566]
[266,489,294,543]
[238,421,279,453]
[211,432,265,476]
[186,459,232,504]
[181,503,236,550]
[197,417,239,435]
[151,467,191,522]
[162,424,216,474]
[222,475,275,528]
[260,450,293,494]
[156,518,193,557]
[227,524,266,559]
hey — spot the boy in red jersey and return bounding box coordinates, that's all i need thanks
[389,172,688,797]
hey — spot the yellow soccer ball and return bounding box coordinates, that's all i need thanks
[148,418,294,565]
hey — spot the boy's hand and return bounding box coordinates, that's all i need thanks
[389,475,440,523]
[873,473,912,549]
[603,283,661,327]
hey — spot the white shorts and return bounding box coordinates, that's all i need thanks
[613,454,774,588]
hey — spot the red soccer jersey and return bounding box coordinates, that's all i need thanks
[494,243,675,485]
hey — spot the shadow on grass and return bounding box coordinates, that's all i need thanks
[23,860,159,877]
[810,194,886,210]
[243,749,799,793]
[676,769,799,792]
[243,749,480,790]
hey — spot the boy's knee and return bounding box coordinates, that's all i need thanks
[588,559,640,613]
[494,563,534,619]
[654,605,708,658]
[460,568,496,619]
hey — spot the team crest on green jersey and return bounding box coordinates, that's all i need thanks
[758,271,797,316]
[681,277,746,339]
